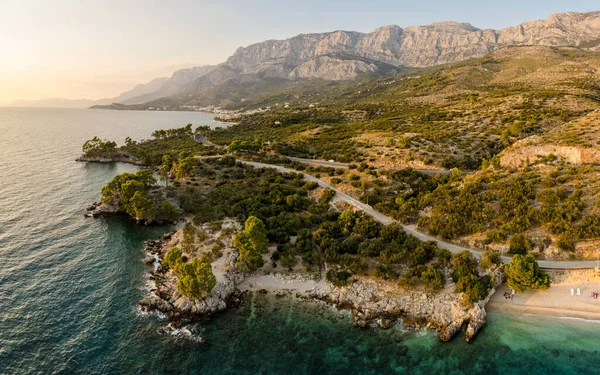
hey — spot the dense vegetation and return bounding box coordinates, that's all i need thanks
[165,156,492,303]
[100,169,178,223]
[164,247,217,300]
[82,124,219,166]
[235,216,269,271]
[82,136,117,158]
[504,254,550,294]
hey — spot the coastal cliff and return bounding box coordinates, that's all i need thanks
[76,151,145,166]
[139,220,503,343]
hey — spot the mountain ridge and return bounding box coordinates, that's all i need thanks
[95,10,600,109]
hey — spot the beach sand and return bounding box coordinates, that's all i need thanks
[488,270,600,319]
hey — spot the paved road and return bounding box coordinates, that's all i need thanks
[284,156,452,176]
[241,160,599,270]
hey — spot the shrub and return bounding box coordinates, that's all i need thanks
[326,269,352,286]
[164,247,183,271]
[556,234,575,252]
[508,233,532,255]
[421,265,445,290]
[480,251,502,269]
[176,254,217,300]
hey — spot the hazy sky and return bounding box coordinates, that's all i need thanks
[1,0,598,104]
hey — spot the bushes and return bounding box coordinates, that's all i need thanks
[176,254,217,300]
[164,248,216,300]
[508,233,532,255]
[421,265,445,290]
[456,274,492,306]
[452,251,491,305]
[235,216,268,271]
[418,183,491,240]
[326,269,352,286]
[556,234,575,252]
[164,247,183,271]
[481,251,502,269]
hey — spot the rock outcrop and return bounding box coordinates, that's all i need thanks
[76,151,144,165]
[140,232,245,321]
[317,265,503,342]
[499,110,600,168]
[140,223,503,343]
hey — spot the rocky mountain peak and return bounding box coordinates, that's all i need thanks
[111,10,600,105]
[423,21,481,32]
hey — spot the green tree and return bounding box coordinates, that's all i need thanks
[156,200,178,222]
[82,136,117,157]
[164,247,183,271]
[451,251,478,282]
[128,191,156,221]
[508,233,532,255]
[235,216,268,271]
[421,265,444,290]
[176,254,216,300]
[176,157,197,180]
[481,250,502,269]
[244,216,268,254]
[159,155,172,186]
[504,254,550,294]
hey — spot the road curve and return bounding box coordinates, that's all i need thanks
[241,160,599,270]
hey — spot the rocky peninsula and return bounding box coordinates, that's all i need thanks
[137,218,503,343]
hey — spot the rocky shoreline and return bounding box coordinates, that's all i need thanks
[138,222,503,344]
[76,152,146,166]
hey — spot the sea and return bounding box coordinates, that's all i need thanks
[1,107,600,375]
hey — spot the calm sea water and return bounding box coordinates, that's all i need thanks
[1,107,600,374]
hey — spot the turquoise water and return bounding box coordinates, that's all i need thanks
[1,107,600,374]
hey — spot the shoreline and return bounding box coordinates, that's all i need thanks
[487,302,600,321]
[137,220,504,343]
[487,270,600,321]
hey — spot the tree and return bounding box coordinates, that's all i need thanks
[421,265,444,290]
[100,169,159,222]
[504,254,550,294]
[235,216,268,271]
[452,251,491,305]
[176,157,197,180]
[451,251,478,282]
[244,216,268,254]
[128,191,156,222]
[156,200,178,222]
[481,250,502,269]
[164,247,183,271]
[159,155,172,186]
[508,233,532,255]
[176,254,217,300]
[456,274,492,304]
[82,136,117,157]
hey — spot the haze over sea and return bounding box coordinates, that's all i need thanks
[1,107,600,374]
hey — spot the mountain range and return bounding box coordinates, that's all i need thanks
[17,11,600,109]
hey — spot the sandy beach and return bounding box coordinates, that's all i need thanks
[488,270,600,320]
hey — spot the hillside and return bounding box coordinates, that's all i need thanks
[206,46,599,167]
[195,45,600,260]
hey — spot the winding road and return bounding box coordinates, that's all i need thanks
[285,156,453,176]
[241,160,600,270]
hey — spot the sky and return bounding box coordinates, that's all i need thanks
[1,0,599,104]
